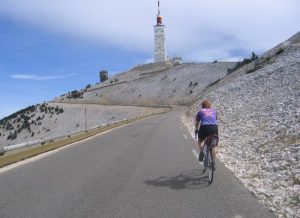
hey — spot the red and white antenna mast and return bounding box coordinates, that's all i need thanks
[154,0,167,62]
[157,1,163,25]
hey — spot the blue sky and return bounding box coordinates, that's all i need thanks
[0,0,300,119]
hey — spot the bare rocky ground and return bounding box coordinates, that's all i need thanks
[182,32,300,218]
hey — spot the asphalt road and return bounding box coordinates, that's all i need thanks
[0,107,274,218]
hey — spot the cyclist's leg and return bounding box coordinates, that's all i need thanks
[197,138,204,152]
[197,139,205,161]
[198,126,208,161]
[198,125,207,152]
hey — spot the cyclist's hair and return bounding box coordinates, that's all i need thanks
[201,99,212,108]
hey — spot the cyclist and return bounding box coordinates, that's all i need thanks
[195,99,218,164]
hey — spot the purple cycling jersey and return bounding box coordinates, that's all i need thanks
[196,108,217,125]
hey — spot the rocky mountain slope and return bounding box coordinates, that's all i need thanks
[182,31,300,217]
[54,62,234,106]
[0,62,234,147]
[0,103,166,147]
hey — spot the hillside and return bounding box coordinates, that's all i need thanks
[0,61,234,148]
[53,62,234,106]
[182,31,300,217]
[0,103,166,147]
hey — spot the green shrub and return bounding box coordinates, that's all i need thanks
[227,52,258,74]
[85,84,91,90]
[7,131,17,140]
[275,48,284,55]
[21,119,30,130]
[55,106,60,113]
[246,68,256,74]
[39,103,48,113]
[5,122,14,131]
[66,90,83,99]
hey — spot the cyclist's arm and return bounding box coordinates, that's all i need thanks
[195,120,200,130]
[195,112,201,130]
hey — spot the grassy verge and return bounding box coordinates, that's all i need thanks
[0,108,170,168]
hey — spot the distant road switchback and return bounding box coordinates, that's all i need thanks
[0,107,274,218]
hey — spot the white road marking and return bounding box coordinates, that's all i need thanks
[192,149,199,158]
[180,126,182,130]
[183,133,188,140]
[192,149,202,166]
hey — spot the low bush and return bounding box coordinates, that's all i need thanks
[275,48,284,55]
[66,90,83,99]
[246,68,256,74]
[227,52,258,75]
[7,131,17,140]
[85,84,91,90]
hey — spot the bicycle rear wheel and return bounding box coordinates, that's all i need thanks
[207,150,214,184]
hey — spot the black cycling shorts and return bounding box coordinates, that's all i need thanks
[198,125,218,141]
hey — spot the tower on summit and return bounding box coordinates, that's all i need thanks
[154,1,167,62]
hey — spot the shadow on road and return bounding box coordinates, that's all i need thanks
[144,169,210,190]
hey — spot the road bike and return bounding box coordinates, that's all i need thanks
[202,134,218,184]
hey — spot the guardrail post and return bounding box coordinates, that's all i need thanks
[0,145,4,156]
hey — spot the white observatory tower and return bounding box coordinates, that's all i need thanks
[154,1,167,62]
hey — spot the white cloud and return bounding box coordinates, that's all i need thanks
[11,74,77,81]
[0,0,299,61]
